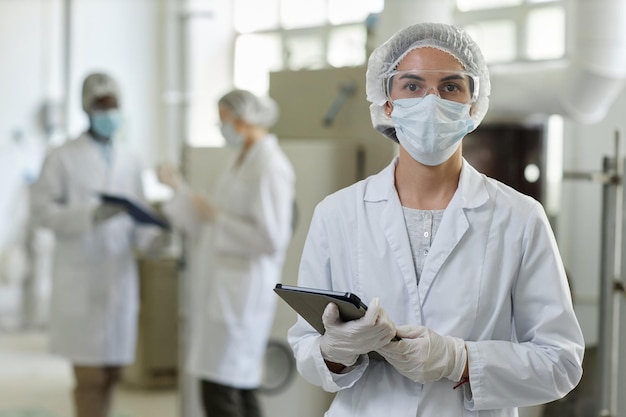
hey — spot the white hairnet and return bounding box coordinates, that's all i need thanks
[366,22,490,142]
[81,72,120,113]
[218,89,279,129]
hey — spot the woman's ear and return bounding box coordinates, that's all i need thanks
[384,101,393,118]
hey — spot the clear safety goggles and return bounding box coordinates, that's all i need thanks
[384,69,479,104]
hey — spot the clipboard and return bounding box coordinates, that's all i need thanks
[100,193,170,229]
[273,284,368,335]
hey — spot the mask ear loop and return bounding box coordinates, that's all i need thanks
[382,75,394,118]
[469,74,480,103]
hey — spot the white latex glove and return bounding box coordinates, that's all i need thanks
[320,297,397,367]
[156,162,183,191]
[189,193,217,222]
[377,325,467,384]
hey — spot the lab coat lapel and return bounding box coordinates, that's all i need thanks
[417,202,469,304]
[366,158,423,321]
[418,160,488,305]
[73,135,109,193]
[381,192,422,314]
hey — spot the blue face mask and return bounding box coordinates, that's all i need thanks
[220,122,245,148]
[90,109,122,139]
[391,95,474,166]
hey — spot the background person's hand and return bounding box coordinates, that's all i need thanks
[93,203,125,224]
[156,162,182,191]
[320,297,396,367]
[190,193,217,222]
[377,325,467,384]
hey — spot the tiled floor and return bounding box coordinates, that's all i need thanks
[0,331,178,417]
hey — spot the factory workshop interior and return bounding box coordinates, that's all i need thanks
[1,0,626,416]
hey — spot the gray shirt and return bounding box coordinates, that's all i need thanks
[402,207,445,285]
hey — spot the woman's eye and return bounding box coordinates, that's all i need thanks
[407,83,418,92]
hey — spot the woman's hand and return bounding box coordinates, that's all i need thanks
[190,193,217,222]
[156,162,182,191]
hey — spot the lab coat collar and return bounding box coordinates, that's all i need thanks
[238,133,278,164]
[363,156,398,202]
[364,156,489,210]
[453,158,490,209]
[250,133,277,152]
[364,156,490,309]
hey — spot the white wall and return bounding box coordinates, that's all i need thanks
[559,90,626,345]
[184,1,234,148]
[0,0,63,148]
[67,0,165,168]
[0,0,169,168]
[558,88,626,415]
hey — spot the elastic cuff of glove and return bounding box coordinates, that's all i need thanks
[328,356,359,368]
[447,337,467,382]
[338,356,364,374]
[321,350,359,368]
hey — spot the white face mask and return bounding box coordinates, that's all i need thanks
[220,122,244,148]
[391,95,475,166]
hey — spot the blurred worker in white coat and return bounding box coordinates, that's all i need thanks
[30,72,158,417]
[157,89,295,417]
[288,22,584,417]
[0,131,40,301]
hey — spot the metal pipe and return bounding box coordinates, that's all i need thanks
[598,155,615,417]
[597,130,623,417]
[608,131,622,416]
[62,0,72,138]
[175,4,189,417]
[561,131,624,416]
[486,0,626,124]
[322,80,356,127]
[562,171,613,183]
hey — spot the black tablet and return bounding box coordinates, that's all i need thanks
[274,284,368,335]
[100,193,170,229]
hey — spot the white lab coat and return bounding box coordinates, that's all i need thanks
[30,133,154,365]
[165,134,295,388]
[288,157,584,417]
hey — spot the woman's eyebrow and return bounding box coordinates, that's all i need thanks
[441,74,467,82]
[397,73,467,83]
[397,73,424,81]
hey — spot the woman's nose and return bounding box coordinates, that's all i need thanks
[423,86,440,97]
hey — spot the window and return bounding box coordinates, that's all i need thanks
[464,20,517,63]
[234,33,283,94]
[455,0,565,64]
[234,0,280,32]
[183,0,566,147]
[526,6,565,60]
[458,0,522,11]
[233,0,384,94]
